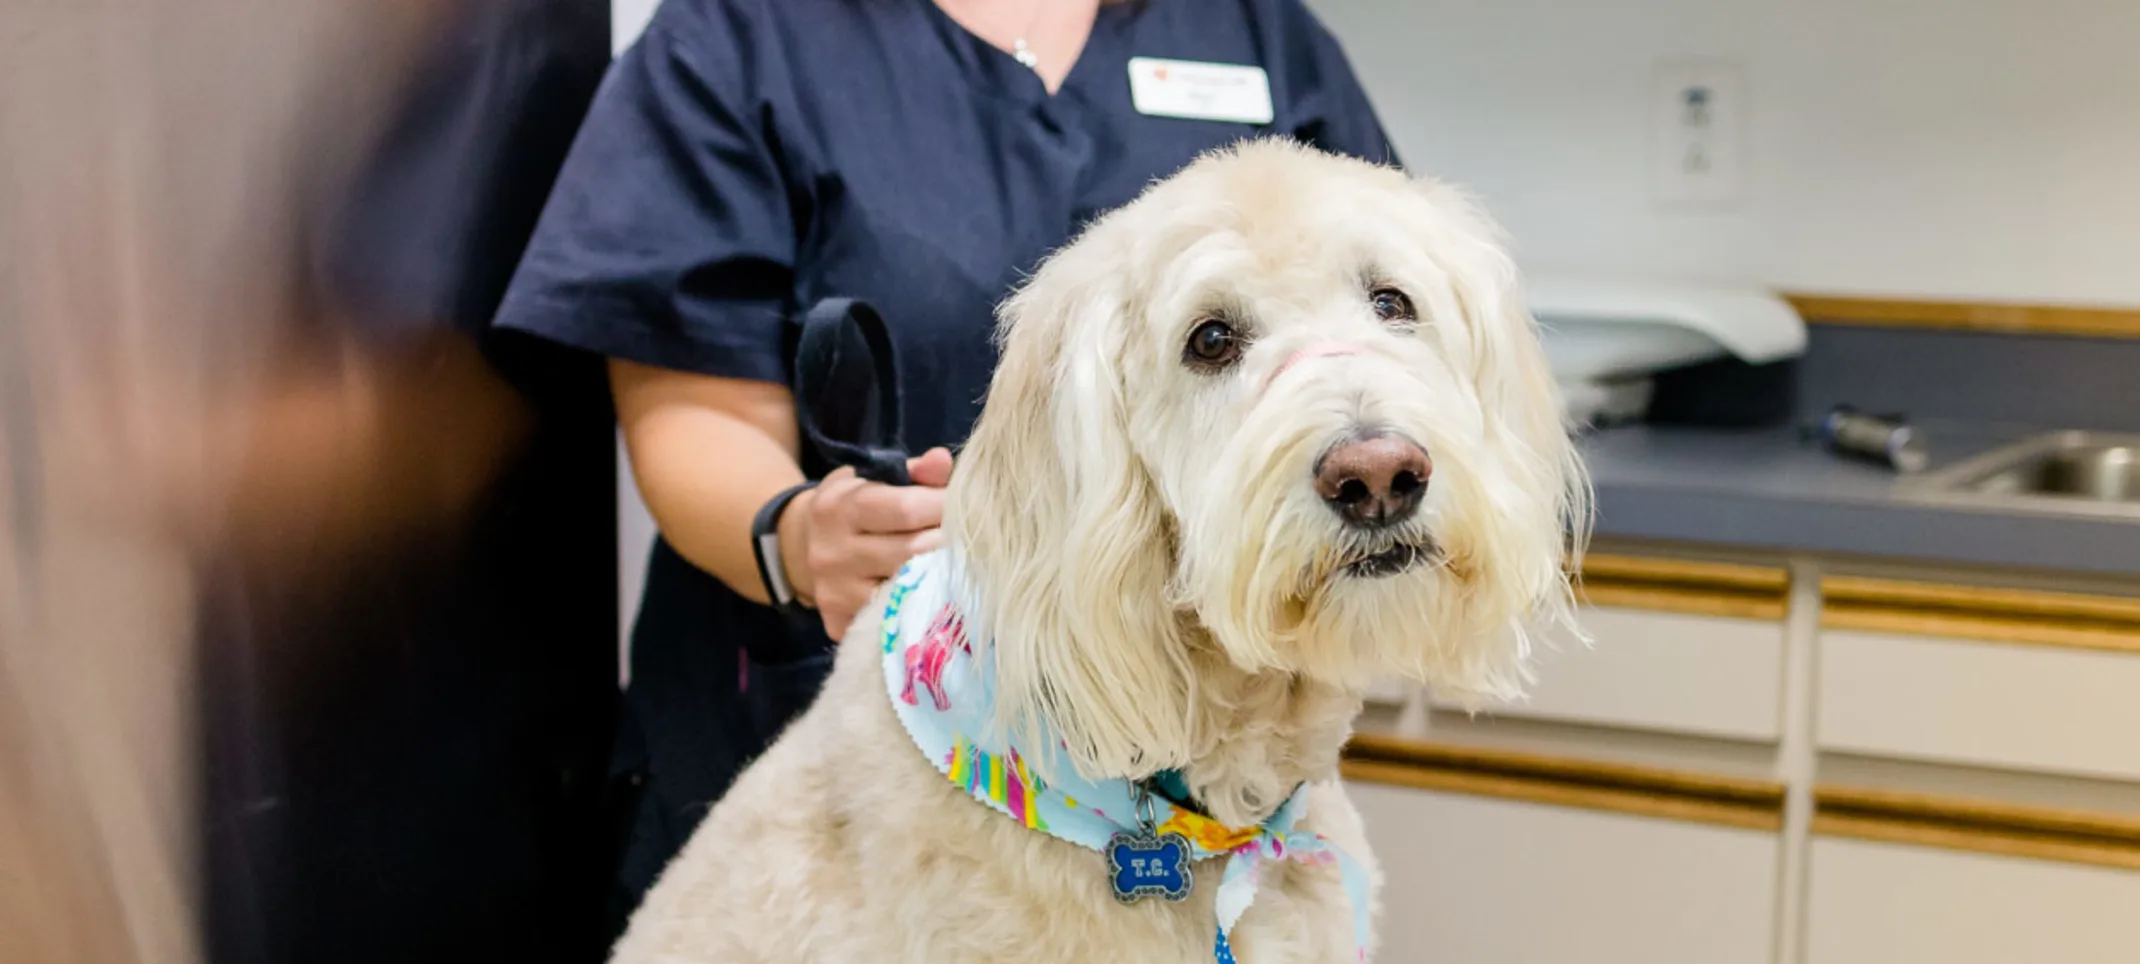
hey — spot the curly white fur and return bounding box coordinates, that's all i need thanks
[610,139,1590,964]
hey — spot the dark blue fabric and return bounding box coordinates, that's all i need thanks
[493,0,1397,926]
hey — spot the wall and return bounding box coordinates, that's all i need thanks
[1310,0,2140,307]
[612,0,661,661]
[613,0,659,57]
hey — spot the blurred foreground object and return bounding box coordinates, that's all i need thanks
[0,2,460,961]
[2,0,617,961]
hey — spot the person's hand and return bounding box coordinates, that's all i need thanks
[781,448,955,639]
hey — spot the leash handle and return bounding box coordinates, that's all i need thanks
[793,297,911,486]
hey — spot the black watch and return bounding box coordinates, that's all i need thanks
[751,481,819,614]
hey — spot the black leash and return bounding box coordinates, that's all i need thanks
[793,298,912,486]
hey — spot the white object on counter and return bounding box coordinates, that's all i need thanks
[1526,276,1806,426]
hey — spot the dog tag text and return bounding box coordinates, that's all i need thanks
[1106,831,1193,904]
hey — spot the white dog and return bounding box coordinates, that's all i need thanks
[611,139,1589,964]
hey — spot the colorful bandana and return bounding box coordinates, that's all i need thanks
[880,551,1374,962]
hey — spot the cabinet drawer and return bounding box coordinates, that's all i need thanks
[1344,735,1785,964]
[1440,554,1789,741]
[1362,675,1413,707]
[1819,576,2140,781]
[1350,782,1780,964]
[1515,605,1784,740]
[1805,837,2140,964]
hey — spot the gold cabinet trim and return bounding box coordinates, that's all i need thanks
[1342,733,1785,832]
[1580,554,1791,593]
[1784,293,2140,341]
[1822,576,2140,624]
[1820,576,2140,655]
[1814,784,2140,872]
[1577,553,1791,622]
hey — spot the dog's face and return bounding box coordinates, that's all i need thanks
[947,140,1588,778]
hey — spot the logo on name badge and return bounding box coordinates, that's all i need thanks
[1128,57,1274,125]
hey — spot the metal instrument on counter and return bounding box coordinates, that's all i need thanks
[1815,406,1928,474]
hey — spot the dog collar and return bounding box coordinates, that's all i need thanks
[880,551,1372,962]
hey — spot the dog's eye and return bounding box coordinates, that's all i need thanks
[1370,287,1416,324]
[1184,319,1243,369]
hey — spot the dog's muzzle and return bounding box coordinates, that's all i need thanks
[1313,429,1435,579]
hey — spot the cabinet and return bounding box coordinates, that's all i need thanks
[1818,575,2140,781]
[1804,836,2140,964]
[1353,549,2140,964]
[1509,604,1785,740]
[1350,780,1780,964]
[1436,553,1790,742]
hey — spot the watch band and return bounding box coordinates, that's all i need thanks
[752,481,820,613]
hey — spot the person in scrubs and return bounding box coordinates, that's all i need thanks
[493,0,1400,932]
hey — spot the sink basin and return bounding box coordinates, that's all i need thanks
[1904,431,2140,519]
[1968,443,2139,501]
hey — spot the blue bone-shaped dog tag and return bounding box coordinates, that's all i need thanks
[1107,830,1193,904]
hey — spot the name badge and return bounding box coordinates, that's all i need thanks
[1127,57,1274,125]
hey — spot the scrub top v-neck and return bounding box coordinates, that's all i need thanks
[493,0,1398,914]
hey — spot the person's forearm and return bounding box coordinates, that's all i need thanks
[611,360,808,607]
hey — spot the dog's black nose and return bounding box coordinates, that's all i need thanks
[1314,432,1431,529]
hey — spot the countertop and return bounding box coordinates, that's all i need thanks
[1580,422,2140,579]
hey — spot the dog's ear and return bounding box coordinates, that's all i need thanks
[1477,252,1592,633]
[1414,180,1593,693]
[944,249,1194,782]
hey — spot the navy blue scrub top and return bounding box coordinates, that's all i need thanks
[493,0,1398,874]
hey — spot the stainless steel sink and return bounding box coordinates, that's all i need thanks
[1901,431,2140,520]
